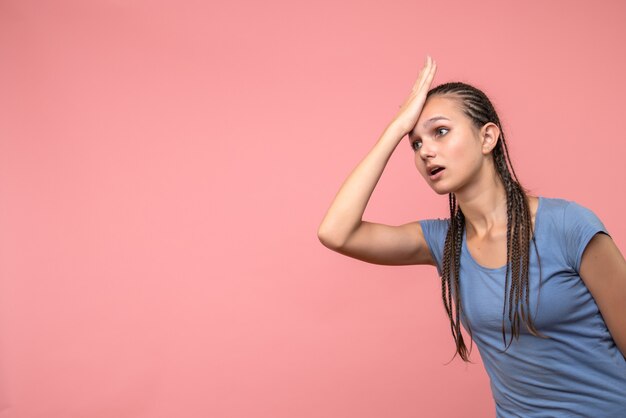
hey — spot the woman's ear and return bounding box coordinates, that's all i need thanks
[481,123,500,154]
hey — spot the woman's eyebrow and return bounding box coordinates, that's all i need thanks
[411,116,451,139]
[422,116,450,128]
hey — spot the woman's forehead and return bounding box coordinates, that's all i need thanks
[419,95,464,121]
[411,96,465,136]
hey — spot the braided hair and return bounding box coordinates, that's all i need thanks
[426,82,545,362]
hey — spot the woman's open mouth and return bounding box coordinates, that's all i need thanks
[428,166,445,180]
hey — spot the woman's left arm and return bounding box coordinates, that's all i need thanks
[579,233,626,358]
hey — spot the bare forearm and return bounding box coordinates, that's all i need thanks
[317,122,406,248]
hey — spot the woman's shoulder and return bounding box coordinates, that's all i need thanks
[537,195,594,217]
[537,196,605,233]
[537,195,573,208]
[538,195,597,214]
[418,218,450,253]
[418,217,449,236]
[538,195,609,270]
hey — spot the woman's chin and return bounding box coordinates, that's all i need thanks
[427,182,452,195]
[420,175,454,195]
[431,188,450,195]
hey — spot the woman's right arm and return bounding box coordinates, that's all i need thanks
[317,56,438,266]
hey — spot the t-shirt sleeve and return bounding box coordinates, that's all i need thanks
[562,201,610,273]
[418,218,449,276]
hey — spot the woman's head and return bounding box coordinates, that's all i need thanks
[410,82,520,197]
[410,82,518,198]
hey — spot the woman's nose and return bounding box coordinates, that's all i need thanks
[419,141,436,160]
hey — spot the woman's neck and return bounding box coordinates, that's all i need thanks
[456,176,509,239]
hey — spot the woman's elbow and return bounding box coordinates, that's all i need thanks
[317,223,345,250]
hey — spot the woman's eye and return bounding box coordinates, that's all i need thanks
[436,127,449,136]
[411,140,422,151]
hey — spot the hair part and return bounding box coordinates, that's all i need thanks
[426,82,547,362]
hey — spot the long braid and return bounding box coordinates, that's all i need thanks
[441,194,473,362]
[453,207,468,359]
[426,82,546,361]
[442,194,457,342]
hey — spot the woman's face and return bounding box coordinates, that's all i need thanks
[409,95,488,195]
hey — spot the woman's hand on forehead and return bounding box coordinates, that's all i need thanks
[391,55,437,138]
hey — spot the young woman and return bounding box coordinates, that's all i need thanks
[317,56,626,417]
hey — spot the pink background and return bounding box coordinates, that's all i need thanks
[1,1,625,417]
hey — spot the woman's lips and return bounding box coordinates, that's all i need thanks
[428,167,445,180]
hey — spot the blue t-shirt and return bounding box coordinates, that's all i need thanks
[419,197,626,417]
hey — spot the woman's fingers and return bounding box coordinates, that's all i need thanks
[415,56,436,94]
[423,58,437,91]
[391,55,438,136]
[412,55,432,92]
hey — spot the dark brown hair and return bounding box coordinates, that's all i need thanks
[426,82,545,362]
